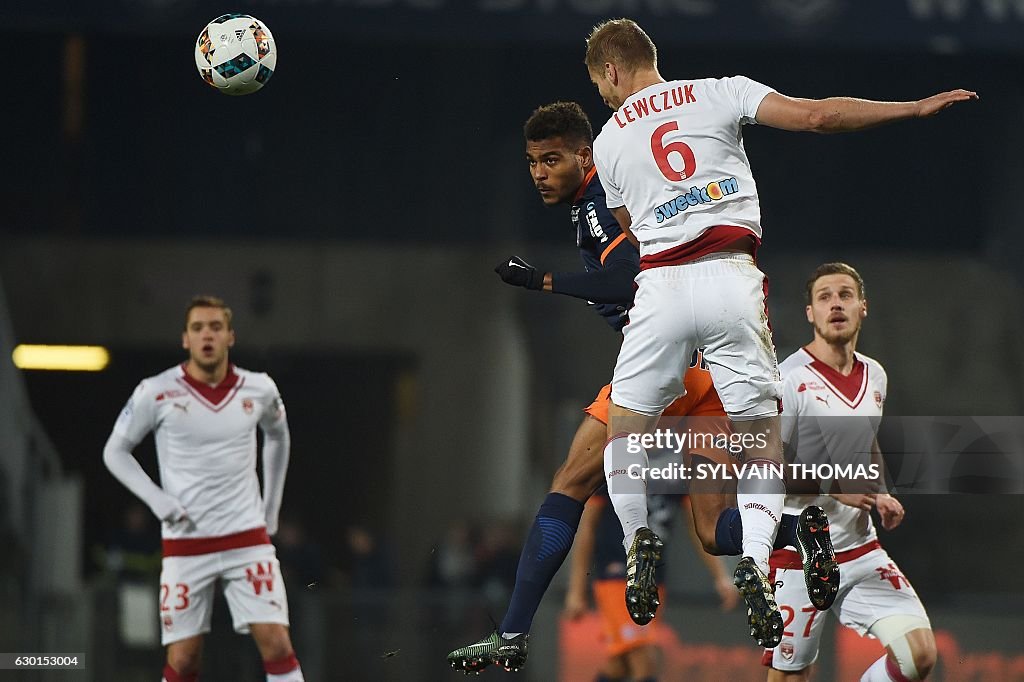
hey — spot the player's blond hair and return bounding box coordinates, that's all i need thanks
[805,263,866,303]
[185,294,233,330]
[585,19,657,75]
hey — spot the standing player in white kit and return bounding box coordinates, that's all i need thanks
[584,18,975,646]
[103,295,304,682]
[764,263,935,681]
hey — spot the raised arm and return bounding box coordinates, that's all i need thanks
[755,89,978,134]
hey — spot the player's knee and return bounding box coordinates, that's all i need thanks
[166,642,202,675]
[874,616,933,681]
[550,460,603,500]
[253,624,294,661]
[909,631,937,679]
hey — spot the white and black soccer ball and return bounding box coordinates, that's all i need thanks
[195,14,277,96]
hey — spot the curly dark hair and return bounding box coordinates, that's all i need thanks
[523,101,593,148]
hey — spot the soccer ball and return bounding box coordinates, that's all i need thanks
[195,14,277,96]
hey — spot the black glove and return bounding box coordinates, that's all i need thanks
[494,255,544,291]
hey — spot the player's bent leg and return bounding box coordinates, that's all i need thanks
[164,636,203,681]
[550,414,612,501]
[250,623,304,681]
[685,451,738,554]
[904,627,937,679]
[862,616,935,681]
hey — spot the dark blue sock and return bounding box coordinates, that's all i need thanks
[500,492,583,634]
[714,507,744,555]
[595,676,624,682]
[776,512,799,550]
[714,508,799,555]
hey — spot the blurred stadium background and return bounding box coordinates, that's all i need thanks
[2,1,1023,680]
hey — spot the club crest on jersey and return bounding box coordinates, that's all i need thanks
[874,390,883,407]
[780,641,795,661]
[163,615,174,631]
[242,398,254,414]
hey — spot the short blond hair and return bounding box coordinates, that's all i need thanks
[184,294,233,330]
[805,263,866,303]
[585,19,657,75]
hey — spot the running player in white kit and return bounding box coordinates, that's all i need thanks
[764,263,935,681]
[103,295,304,682]
[583,18,975,646]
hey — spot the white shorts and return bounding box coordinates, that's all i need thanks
[612,253,781,419]
[158,544,290,645]
[764,545,931,672]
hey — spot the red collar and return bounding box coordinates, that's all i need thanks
[803,348,866,404]
[179,363,240,406]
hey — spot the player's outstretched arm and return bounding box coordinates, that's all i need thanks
[755,89,978,133]
[103,433,189,526]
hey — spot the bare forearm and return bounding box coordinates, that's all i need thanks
[808,97,917,133]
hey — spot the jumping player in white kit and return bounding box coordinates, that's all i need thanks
[764,263,935,681]
[102,295,304,682]
[583,18,975,646]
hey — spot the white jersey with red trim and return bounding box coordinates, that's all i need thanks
[112,364,287,540]
[779,348,887,552]
[592,76,775,258]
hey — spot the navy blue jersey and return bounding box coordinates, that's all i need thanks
[554,169,640,332]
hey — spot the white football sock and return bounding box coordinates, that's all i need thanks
[603,435,649,553]
[736,458,785,572]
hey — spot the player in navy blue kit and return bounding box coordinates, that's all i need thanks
[447,101,646,674]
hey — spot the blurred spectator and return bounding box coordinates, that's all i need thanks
[427,519,478,589]
[340,524,395,589]
[475,520,521,603]
[275,517,325,590]
[92,503,160,582]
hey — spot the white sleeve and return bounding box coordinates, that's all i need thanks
[259,376,290,535]
[780,376,801,447]
[592,137,624,209]
[725,75,776,125]
[103,382,181,520]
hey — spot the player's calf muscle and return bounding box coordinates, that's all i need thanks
[550,417,607,500]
